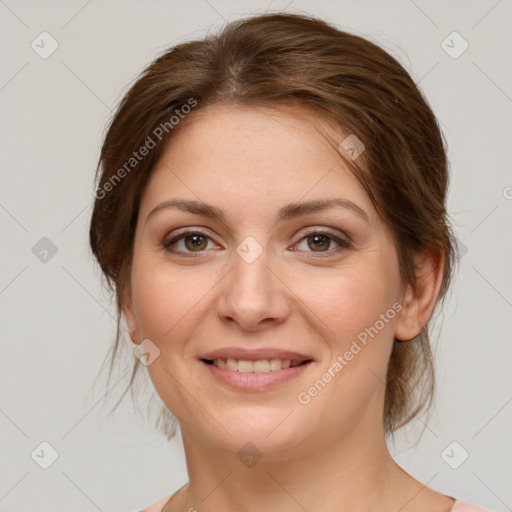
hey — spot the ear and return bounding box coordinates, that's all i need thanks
[394,247,445,341]
[122,284,139,345]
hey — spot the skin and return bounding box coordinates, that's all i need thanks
[123,104,452,512]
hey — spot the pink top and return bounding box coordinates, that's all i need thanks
[138,494,492,511]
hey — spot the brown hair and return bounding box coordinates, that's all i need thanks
[89,12,456,438]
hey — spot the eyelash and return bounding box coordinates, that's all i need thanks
[162,228,352,258]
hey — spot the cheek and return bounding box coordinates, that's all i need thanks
[298,261,400,347]
[298,266,400,425]
[129,257,218,420]
[130,256,216,344]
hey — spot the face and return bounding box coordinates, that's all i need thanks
[124,104,409,457]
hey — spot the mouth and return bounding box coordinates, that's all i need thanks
[198,348,315,390]
[201,357,313,372]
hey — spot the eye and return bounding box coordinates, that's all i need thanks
[163,230,218,256]
[292,229,352,257]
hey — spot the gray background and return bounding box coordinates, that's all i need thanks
[0,0,511,511]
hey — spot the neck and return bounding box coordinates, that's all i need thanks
[174,417,411,512]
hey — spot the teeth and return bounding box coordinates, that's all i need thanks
[253,360,270,372]
[269,358,283,371]
[238,359,254,372]
[212,358,305,372]
[226,358,239,371]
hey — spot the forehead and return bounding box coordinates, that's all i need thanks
[138,104,374,222]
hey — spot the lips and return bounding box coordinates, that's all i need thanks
[199,347,314,364]
[201,353,314,391]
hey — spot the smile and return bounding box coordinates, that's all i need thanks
[200,358,314,391]
[202,357,310,372]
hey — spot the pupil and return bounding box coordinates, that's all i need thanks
[309,235,329,251]
[187,234,206,251]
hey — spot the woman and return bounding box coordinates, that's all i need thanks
[89,12,492,512]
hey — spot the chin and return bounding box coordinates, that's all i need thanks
[198,405,315,457]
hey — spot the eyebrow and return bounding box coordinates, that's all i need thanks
[145,197,370,225]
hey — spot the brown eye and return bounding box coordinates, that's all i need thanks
[163,230,216,256]
[307,234,332,252]
[183,233,208,251]
[293,229,352,256]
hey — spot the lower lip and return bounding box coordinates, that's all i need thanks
[200,360,313,391]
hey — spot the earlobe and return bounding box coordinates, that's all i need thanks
[122,288,139,345]
[394,248,445,341]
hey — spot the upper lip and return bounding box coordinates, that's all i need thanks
[199,347,314,362]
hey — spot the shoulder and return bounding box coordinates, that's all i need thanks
[137,493,175,512]
[452,500,495,512]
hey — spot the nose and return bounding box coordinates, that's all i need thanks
[216,245,291,331]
